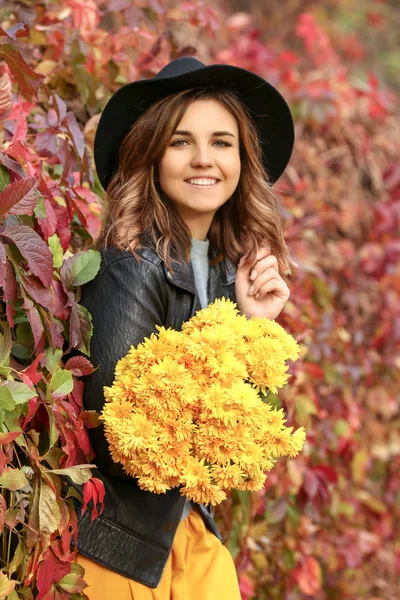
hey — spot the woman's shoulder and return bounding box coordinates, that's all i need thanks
[99,246,162,276]
[99,245,162,270]
[81,245,165,297]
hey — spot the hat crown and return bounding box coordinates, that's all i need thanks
[154,57,206,80]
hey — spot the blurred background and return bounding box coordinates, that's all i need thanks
[0,1,399,598]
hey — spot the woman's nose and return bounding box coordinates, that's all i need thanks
[190,146,214,168]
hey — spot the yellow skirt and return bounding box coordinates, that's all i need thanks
[76,508,241,600]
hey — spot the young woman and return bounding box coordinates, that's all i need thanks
[75,56,295,598]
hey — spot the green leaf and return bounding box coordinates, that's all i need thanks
[42,447,63,470]
[0,381,37,411]
[60,250,101,289]
[16,322,34,346]
[58,566,87,594]
[6,590,19,600]
[334,419,350,437]
[49,369,73,398]
[10,344,31,361]
[16,588,34,600]
[75,304,93,356]
[65,486,83,503]
[0,166,10,193]
[47,465,95,485]
[0,468,28,491]
[294,394,317,427]
[4,405,24,436]
[48,233,64,269]
[7,537,24,576]
[33,193,46,219]
[0,322,12,367]
[45,406,59,449]
[44,347,63,374]
[0,387,14,411]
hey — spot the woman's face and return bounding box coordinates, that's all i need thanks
[158,98,241,239]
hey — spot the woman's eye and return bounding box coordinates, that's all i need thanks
[170,139,232,147]
[170,139,188,146]
[213,140,232,147]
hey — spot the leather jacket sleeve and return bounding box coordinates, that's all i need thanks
[79,252,168,479]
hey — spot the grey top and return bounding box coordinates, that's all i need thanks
[190,237,210,309]
[180,238,210,521]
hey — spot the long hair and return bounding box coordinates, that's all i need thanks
[95,87,295,275]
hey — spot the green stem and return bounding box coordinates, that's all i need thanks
[6,492,13,565]
[1,490,7,565]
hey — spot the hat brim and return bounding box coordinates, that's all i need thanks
[94,63,295,190]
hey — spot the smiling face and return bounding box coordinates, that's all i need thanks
[158,98,241,240]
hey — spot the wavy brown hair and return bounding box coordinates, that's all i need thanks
[95,87,294,275]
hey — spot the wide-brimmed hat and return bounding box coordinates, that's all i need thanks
[94,56,295,190]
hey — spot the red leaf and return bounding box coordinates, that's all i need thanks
[60,401,91,455]
[69,193,101,239]
[41,312,64,350]
[293,556,322,595]
[0,242,7,285]
[37,195,58,240]
[239,574,254,600]
[0,225,53,287]
[136,35,163,70]
[36,558,56,600]
[23,396,39,428]
[20,273,54,311]
[43,547,71,583]
[78,410,100,429]
[11,104,28,145]
[82,480,94,512]
[0,493,6,533]
[0,22,30,41]
[312,464,338,484]
[52,281,70,320]
[0,431,21,444]
[63,112,85,160]
[64,356,94,377]
[53,202,72,251]
[25,302,46,353]
[0,150,25,179]
[21,353,45,386]
[91,477,105,513]
[51,93,68,123]
[69,299,92,354]
[0,44,44,100]
[2,260,17,327]
[303,469,319,498]
[0,177,37,218]
[82,478,105,522]
[0,447,6,474]
[69,379,84,412]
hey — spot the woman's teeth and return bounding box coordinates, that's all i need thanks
[186,178,218,186]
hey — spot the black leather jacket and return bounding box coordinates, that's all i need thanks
[75,243,237,587]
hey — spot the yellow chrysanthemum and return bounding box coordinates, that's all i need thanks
[211,463,244,489]
[101,299,305,505]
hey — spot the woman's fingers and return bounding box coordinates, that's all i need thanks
[249,254,279,282]
[248,268,280,296]
[254,278,290,302]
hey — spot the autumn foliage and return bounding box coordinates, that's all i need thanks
[0,1,398,599]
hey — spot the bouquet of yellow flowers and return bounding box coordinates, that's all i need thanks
[101,299,306,505]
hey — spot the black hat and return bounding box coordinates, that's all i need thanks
[94,57,295,190]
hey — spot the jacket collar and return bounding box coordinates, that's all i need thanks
[139,236,236,294]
